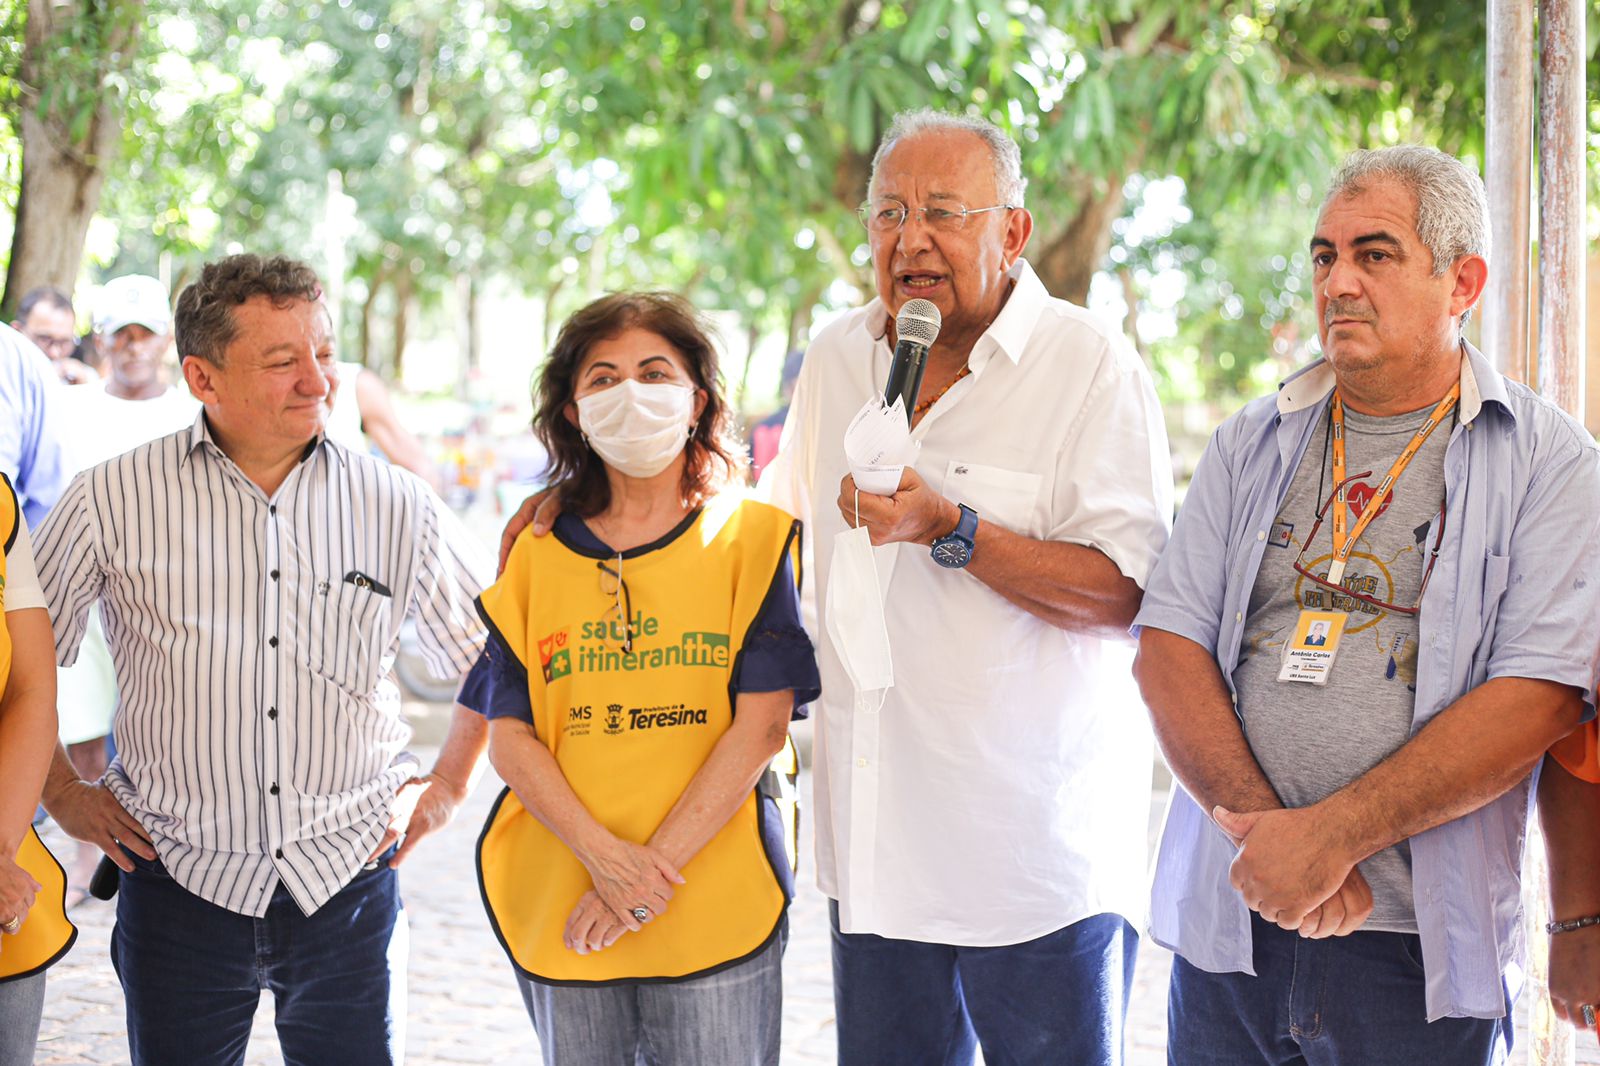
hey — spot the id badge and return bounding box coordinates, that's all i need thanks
[1278,610,1348,685]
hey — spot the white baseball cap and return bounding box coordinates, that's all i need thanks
[95,274,172,336]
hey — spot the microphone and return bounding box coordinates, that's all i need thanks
[883,299,941,425]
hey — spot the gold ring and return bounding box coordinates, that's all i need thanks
[0,915,20,935]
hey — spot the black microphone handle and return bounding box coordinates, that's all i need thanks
[884,340,930,426]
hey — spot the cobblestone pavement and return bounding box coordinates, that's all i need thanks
[25,728,1598,1065]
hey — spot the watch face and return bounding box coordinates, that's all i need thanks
[932,540,970,568]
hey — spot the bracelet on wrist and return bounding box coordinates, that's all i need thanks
[1545,913,1600,935]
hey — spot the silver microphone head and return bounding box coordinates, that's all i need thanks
[895,299,942,348]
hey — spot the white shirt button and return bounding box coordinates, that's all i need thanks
[1257,530,1266,541]
[857,758,868,768]
[1235,611,1244,622]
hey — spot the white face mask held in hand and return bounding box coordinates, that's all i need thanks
[825,489,894,713]
[576,379,696,478]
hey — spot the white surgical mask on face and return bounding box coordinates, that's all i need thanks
[576,379,696,478]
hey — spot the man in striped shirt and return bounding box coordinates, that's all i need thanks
[32,254,491,1066]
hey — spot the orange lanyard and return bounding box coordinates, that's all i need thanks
[1327,383,1459,587]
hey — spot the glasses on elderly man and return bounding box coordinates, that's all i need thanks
[857,197,1019,234]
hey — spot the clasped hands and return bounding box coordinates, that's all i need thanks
[565,837,685,956]
[0,854,40,937]
[1213,805,1373,938]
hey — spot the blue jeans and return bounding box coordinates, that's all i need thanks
[111,849,408,1066]
[830,902,1138,1066]
[0,973,45,1066]
[517,919,786,1066]
[1168,912,1513,1065]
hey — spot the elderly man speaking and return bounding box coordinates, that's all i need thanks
[1134,145,1600,1064]
[761,109,1172,1065]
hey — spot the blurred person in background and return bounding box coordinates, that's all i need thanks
[0,325,70,529]
[747,348,803,482]
[92,275,179,403]
[326,358,442,489]
[472,292,818,1066]
[11,288,93,386]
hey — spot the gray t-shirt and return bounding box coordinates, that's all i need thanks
[1231,400,1452,932]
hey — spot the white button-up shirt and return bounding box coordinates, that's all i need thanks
[761,261,1173,945]
[34,416,490,917]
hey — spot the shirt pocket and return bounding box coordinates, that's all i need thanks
[1469,551,1512,683]
[307,577,397,692]
[942,461,1043,536]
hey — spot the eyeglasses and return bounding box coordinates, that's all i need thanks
[22,331,75,357]
[856,197,1018,233]
[597,557,634,653]
[1291,471,1447,616]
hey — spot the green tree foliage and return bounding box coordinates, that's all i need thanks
[0,0,1594,411]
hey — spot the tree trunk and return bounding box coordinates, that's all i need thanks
[735,319,762,414]
[359,270,386,369]
[788,281,823,352]
[459,272,480,374]
[1118,267,1147,360]
[391,271,413,380]
[1031,177,1127,307]
[542,276,568,354]
[2,0,143,317]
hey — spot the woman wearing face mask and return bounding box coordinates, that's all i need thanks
[471,292,819,1066]
[0,469,76,1066]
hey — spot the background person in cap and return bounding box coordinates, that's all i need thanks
[94,275,175,403]
[11,288,92,386]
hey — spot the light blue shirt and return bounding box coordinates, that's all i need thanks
[1134,342,1600,1021]
[0,323,70,527]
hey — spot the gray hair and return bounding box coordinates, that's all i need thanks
[1323,145,1491,276]
[868,109,1027,207]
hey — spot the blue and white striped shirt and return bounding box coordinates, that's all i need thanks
[34,415,490,916]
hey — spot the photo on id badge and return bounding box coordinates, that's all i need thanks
[1278,610,1348,685]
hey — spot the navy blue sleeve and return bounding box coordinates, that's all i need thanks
[459,606,535,724]
[732,551,820,718]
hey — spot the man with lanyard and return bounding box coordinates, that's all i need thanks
[32,253,491,1066]
[1133,145,1600,1064]
[760,109,1172,1065]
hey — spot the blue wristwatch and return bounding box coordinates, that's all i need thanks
[931,504,978,569]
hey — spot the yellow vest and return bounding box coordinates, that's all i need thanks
[478,496,800,983]
[0,473,76,983]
